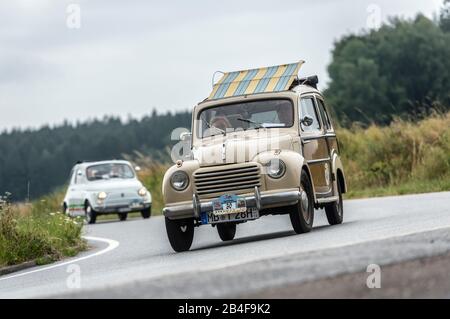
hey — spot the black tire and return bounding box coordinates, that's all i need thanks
[325,178,344,225]
[118,213,128,221]
[217,223,236,241]
[141,206,151,219]
[85,201,97,224]
[165,217,194,252]
[289,169,314,234]
[63,203,68,215]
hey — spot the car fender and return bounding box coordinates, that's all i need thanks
[331,151,347,194]
[163,160,200,205]
[252,150,317,202]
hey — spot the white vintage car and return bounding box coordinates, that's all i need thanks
[63,160,152,224]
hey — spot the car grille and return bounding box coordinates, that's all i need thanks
[193,163,261,198]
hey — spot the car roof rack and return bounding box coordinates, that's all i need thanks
[290,75,319,89]
[208,61,305,100]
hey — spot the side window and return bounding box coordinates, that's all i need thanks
[316,98,332,131]
[299,97,321,132]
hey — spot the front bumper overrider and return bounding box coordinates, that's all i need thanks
[163,186,301,220]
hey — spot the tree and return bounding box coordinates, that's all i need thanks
[325,15,450,126]
[441,0,450,32]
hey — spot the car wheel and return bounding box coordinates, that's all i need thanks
[289,169,314,234]
[141,206,151,219]
[217,223,236,241]
[118,213,128,221]
[63,203,68,215]
[325,177,344,225]
[165,217,194,252]
[85,202,97,224]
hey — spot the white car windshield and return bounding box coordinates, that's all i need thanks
[86,163,135,181]
[197,99,294,138]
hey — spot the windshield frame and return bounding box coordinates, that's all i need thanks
[85,163,136,181]
[195,97,295,139]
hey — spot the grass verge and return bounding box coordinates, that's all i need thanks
[0,192,86,268]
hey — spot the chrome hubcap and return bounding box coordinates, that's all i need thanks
[300,190,310,221]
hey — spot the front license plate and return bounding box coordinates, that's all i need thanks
[130,202,142,209]
[201,208,259,225]
[212,194,246,216]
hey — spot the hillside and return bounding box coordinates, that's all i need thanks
[0,110,191,201]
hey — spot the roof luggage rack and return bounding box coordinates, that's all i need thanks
[290,75,319,89]
[208,61,305,100]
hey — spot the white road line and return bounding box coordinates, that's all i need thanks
[0,236,119,282]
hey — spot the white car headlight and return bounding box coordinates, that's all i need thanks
[170,171,189,191]
[266,159,286,179]
[138,187,148,197]
[97,191,107,200]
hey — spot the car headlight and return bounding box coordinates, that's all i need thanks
[170,171,189,191]
[138,187,148,197]
[97,191,107,200]
[266,159,286,179]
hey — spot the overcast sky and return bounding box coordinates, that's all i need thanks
[0,0,444,130]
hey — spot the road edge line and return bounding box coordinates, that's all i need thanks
[0,236,119,282]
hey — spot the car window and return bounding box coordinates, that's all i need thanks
[316,98,332,131]
[86,163,135,181]
[197,99,294,138]
[299,97,321,132]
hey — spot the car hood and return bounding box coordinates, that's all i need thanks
[84,179,143,192]
[192,132,294,167]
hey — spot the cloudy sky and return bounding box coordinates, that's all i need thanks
[0,0,443,130]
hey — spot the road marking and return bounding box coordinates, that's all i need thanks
[0,236,119,282]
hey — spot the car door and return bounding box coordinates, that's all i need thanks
[315,95,340,197]
[299,95,332,196]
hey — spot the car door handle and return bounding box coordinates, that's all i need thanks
[302,140,312,145]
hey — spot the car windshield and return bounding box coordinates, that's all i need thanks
[86,163,135,181]
[197,99,294,138]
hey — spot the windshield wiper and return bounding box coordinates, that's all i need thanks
[237,118,265,129]
[200,115,226,137]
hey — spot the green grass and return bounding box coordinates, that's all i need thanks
[0,192,86,268]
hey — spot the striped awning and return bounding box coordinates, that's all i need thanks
[208,61,304,100]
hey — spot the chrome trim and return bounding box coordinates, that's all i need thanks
[307,157,331,165]
[163,190,301,220]
[316,196,339,204]
[254,186,261,211]
[193,193,201,218]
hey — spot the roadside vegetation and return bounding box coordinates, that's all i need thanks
[340,112,450,198]
[0,191,86,268]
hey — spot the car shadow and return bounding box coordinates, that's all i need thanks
[191,222,352,252]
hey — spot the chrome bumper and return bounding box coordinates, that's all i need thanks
[94,202,151,213]
[163,187,301,220]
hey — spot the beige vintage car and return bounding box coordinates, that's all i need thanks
[162,61,347,252]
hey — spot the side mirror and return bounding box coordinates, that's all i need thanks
[301,115,314,127]
[135,166,141,172]
[180,132,192,142]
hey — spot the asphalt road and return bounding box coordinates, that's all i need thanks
[0,191,449,298]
